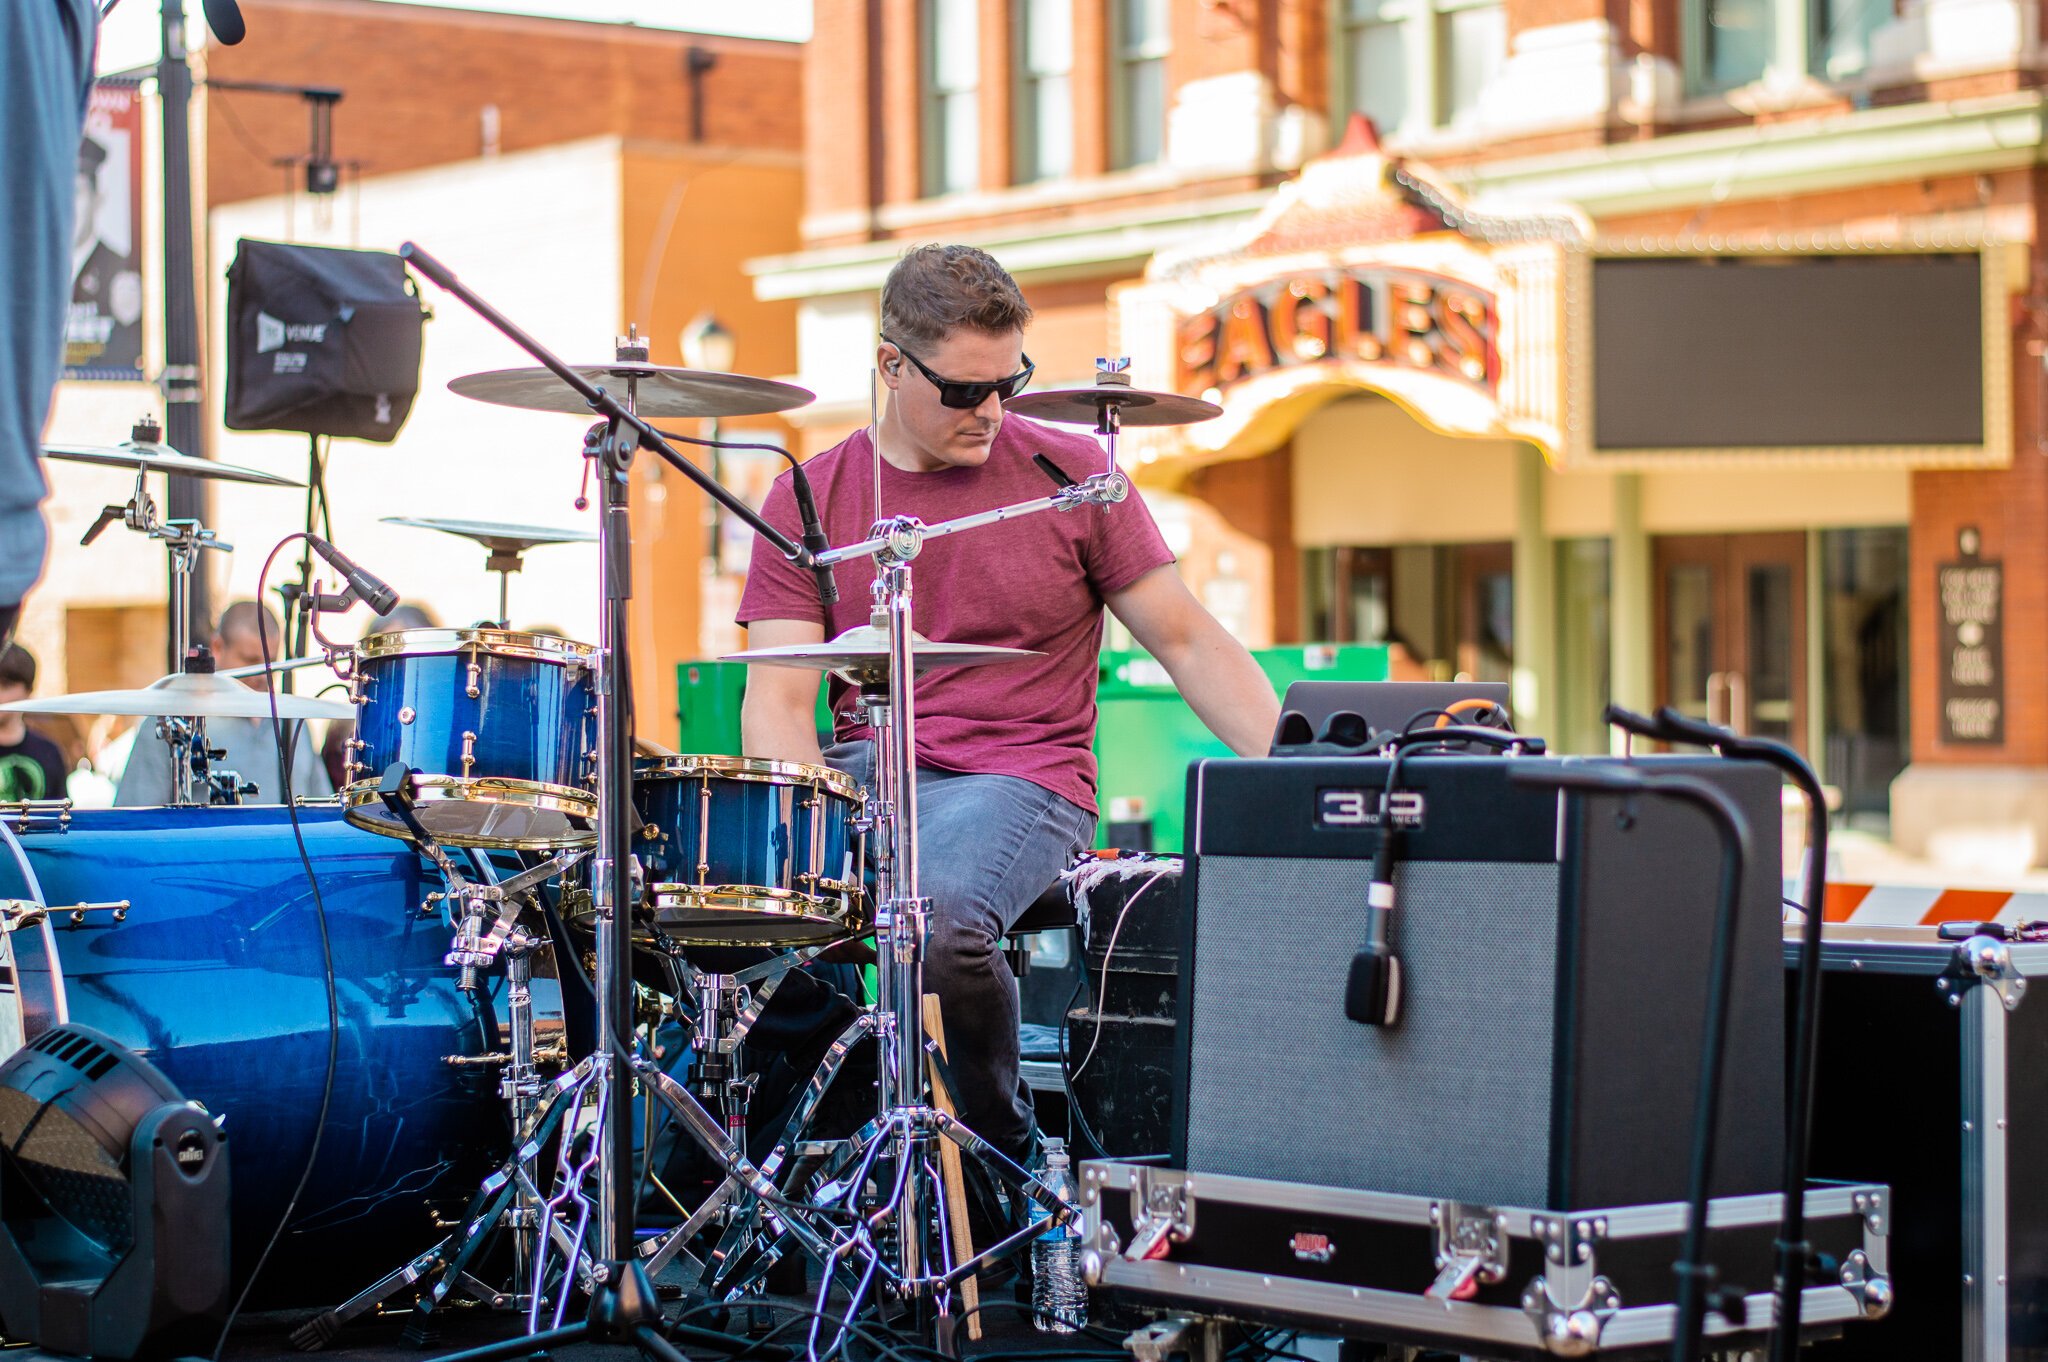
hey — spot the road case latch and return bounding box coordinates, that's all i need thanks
[1122,1168,1193,1261]
[1426,1201,1508,1303]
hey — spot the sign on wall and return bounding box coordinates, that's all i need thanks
[1937,530,2003,745]
[63,77,146,382]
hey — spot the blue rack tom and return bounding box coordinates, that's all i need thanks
[343,627,597,849]
[630,755,866,945]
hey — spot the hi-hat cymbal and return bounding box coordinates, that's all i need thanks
[725,623,1039,686]
[449,363,814,420]
[383,515,596,553]
[42,440,304,486]
[0,671,354,721]
[1004,384,1222,428]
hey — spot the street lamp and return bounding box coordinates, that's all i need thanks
[681,311,735,373]
[681,312,736,569]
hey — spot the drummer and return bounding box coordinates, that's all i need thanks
[737,244,1278,1175]
[116,600,334,806]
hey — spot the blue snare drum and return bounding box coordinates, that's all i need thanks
[344,628,597,849]
[0,806,510,1306]
[632,755,866,945]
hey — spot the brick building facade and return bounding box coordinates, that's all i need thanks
[753,0,2048,863]
[26,2,805,756]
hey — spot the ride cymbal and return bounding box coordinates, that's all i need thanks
[1003,384,1223,428]
[449,363,814,419]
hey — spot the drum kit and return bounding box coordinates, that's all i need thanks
[0,242,1223,1344]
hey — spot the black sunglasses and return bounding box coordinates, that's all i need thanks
[884,337,1035,409]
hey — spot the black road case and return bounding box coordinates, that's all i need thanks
[1080,1160,1892,1360]
[1795,921,2048,1360]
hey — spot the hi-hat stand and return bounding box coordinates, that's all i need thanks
[77,425,233,807]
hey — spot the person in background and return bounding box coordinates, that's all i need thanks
[0,0,99,647]
[116,600,333,805]
[320,602,438,790]
[0,643,70,801]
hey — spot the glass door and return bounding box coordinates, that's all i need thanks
[1655,533,1807,744]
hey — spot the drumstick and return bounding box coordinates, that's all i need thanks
[922,993,983,1341]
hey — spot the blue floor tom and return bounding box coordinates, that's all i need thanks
[343,628,598,849]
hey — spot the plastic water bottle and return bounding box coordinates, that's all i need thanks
[1030,1137,1086,1333]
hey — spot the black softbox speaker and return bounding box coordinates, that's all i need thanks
[225,238,426,442]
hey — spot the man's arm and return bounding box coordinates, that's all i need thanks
[1106,565,1279,758]
[739,617,830,766]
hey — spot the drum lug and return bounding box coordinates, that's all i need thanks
[346,668,369,705]
[466,657,482,700]
[462,731,478,776]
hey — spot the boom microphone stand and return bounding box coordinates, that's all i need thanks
[398,243,817,1270]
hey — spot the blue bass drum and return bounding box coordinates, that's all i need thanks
[343,628,598,849]
[0,805,512,1307]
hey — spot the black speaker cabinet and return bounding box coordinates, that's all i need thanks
[1176,753,1785,1212]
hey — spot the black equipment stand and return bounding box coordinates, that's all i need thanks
[1507,763,1752,1362]
[1602,703,1832,1362]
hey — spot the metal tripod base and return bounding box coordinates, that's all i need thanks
[803,1102,1073,1299]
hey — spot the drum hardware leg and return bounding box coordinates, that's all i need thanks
[290,1063,594,1352]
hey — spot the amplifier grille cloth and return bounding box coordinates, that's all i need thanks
[1188,856,1561,1204]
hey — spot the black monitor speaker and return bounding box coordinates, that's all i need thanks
[225,238,426,442]
[0,1024,230,1359]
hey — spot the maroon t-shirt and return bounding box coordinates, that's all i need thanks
[736,417,1174,814]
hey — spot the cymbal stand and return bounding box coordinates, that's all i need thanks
[804,467,1130,1308]
[397,243,850,1326]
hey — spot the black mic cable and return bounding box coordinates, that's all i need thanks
[653,428,837,609]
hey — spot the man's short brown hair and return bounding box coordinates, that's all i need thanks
[880,245,1033,352]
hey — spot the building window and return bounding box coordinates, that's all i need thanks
[1687,0,1875,91]
[1015,0,1073,182]
[1113,0,1169,169]
[1342,0,1505,138]
[924,0,979,196]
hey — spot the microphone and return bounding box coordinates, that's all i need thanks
[789,465,838,608]
[202,0,247,43]
[307,535,400,615]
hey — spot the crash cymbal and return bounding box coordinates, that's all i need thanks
[42,440,304,486]
[382,515,596,553]
[0,671,354,721]
[449,363,814,420]
[1003,384,1223,428]
[726,623,1039,686]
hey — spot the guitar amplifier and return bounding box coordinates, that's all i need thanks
[1176,753,1785,1212]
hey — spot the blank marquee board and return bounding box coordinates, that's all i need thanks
[1591,252,1987,454]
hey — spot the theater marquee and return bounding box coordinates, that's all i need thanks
[1176,266,1498,398]
[1115,118,1583,476]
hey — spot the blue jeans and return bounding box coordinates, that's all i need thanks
[0,0,96,607]
[824,741,1096,1159]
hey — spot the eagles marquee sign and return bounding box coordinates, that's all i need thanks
[1114,116,1581,474]
[1177,266,1498,399]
